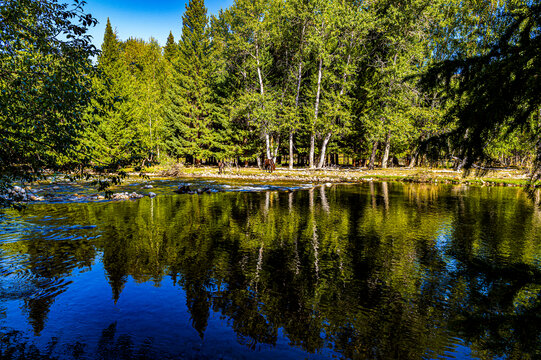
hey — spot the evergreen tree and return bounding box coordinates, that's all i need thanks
[98,18,119,67]
[85,23,157,167]
[164,0,221,163]
[422,1,541,175]
[163,31,178,62]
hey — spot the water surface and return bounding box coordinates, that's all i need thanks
[1,182,540,359]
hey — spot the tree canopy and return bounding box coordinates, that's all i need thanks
[421,2,541,177]
[0,0,98,186]
[2,0,540,197]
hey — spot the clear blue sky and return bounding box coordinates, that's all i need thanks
[84,0,233,49]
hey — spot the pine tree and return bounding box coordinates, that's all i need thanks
[99,18,120,68]
[164,0,221,163]
[86,20,148,167]
[163,31,178,62]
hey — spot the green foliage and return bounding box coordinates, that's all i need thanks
[0,0,98,181]
[99,18,119,67]
[4,0,540,184]
[86,20,169,169]
[421,1,541,173]
[163,0,226,162]
[163,31,177,62]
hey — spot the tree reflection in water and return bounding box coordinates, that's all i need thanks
[0,183,540,359]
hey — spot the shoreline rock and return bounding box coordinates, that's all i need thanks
[111,192,144,200]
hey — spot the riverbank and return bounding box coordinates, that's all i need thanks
[2,166,532,206]
[149,164,532,188]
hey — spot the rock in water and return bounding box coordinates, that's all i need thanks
[111,192,143,200]
[148,192,157,198]
[129,192,144,199]
[174,185,191,194]
[112,192,129,200]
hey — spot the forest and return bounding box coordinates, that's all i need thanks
[87,0,541,171]
[1,0,540,178]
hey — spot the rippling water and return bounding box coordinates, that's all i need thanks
[0,181,540,359]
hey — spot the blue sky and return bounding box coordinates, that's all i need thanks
[84,0,233,49]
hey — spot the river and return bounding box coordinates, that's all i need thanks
[0,180,540,359]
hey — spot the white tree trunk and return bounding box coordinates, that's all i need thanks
[256,44,271,160]
[317,132,332,169]
[295,24,305,107]
[272,135,280,162]
[409,149,418,168]
[265,133,272,160]
[315,51,350,170]
[289,131,294,170]
[314,46,351,170]
[309,135,316,169]
[382,130,391,169]
[148,116,152,161]
[309,57,323,169]
[289,23,306,171]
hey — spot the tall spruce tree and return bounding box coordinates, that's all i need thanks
[99,18,119,67]
[85,20,148,166]
[164,0,219,163]
[163,31,178,62]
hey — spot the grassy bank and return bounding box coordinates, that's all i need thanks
[130,164,533,188]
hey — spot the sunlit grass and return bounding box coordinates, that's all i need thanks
[123,164,533,188]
